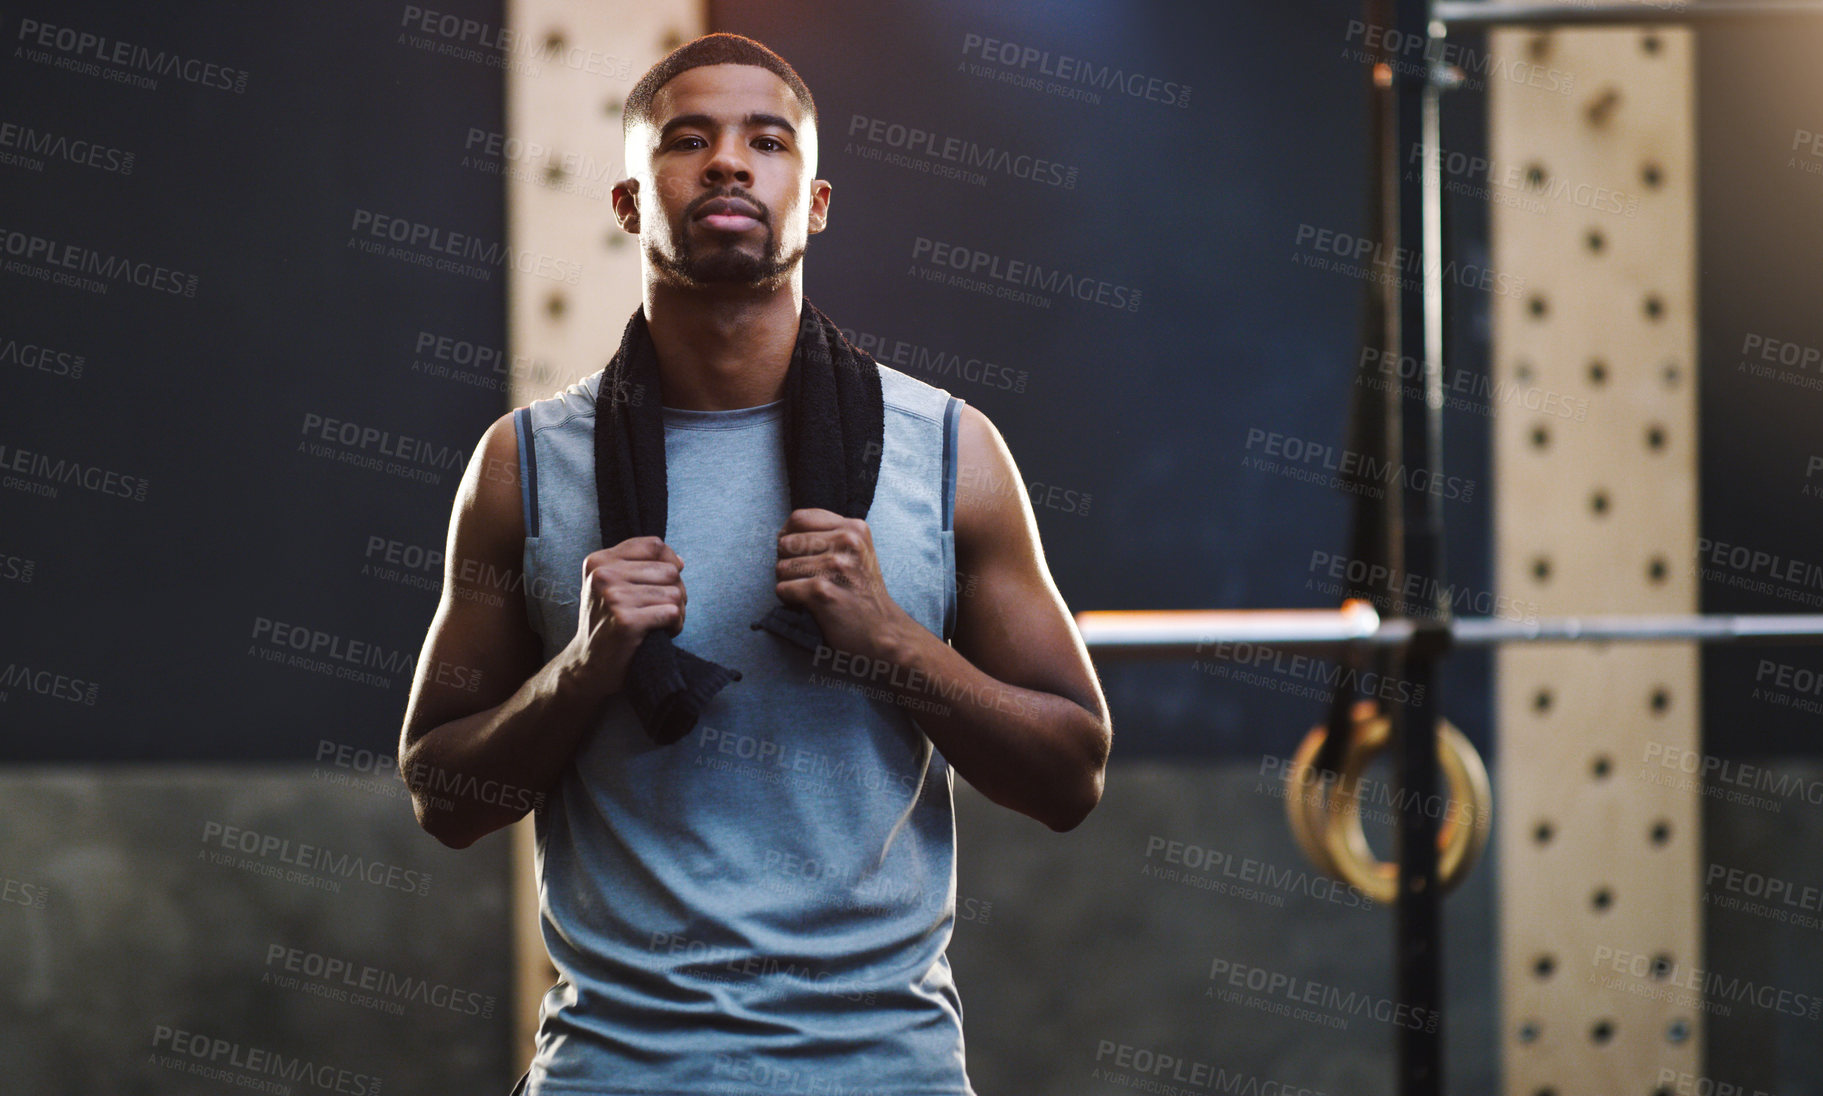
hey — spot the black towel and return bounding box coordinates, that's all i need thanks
[595,300,885,744]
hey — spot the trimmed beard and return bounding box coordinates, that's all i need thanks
[649,222,804,288]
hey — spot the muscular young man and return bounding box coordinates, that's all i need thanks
[399,33,1111,1095]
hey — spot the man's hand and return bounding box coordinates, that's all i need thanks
[568,536,690,696]
[773,508,918,662]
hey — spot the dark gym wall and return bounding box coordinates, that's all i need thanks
[708,0,1499,761]
[1,1,509,764]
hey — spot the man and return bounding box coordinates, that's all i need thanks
[399,33,1111,1095]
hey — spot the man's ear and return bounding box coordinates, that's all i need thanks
[807,179,832,234]
[610,178,641,234]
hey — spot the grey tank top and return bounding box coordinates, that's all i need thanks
[511,361,972,1095]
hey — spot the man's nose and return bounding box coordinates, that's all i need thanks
[702,134,752,185]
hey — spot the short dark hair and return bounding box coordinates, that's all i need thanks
[622,33,817,141]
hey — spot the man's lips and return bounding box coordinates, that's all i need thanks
[694,196,763,233]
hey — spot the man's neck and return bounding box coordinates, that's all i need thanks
[642,279,803,411]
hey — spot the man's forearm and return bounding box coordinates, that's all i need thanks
[824,622,1107,831]
[402,637,614,848]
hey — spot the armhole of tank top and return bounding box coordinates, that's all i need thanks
[513,407,542,640]
[940,395,963,643]
[514,407,540,538]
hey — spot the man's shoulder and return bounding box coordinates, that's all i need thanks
[875,360,959,424]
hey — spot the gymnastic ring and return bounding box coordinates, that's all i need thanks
[1284,702,1492,904]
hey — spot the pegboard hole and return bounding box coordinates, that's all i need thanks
[1667,1018,1692,1044]
[1590,489,1611,516]
[1646,556,1670,585]
[543,30,567,54]
[1533,820,1555,846]
[1590,1018,1617,1044]
[1650,819,1673,846]
[1533,954,1557,980]
[1588,359,1608,386]
[1586,228,1606,253]
[544,162,566,186]
[1642,32,1663,54]
[1650,686,1673,714]
[1662,361,1681,387]
[1514,359,1536,383]
[1530,424,1551,450]
[1651,953,1675,980]
[1527,34,1552,61]
[604,229,627,250]
[1517,1019,1542,1044]
[1646,424,1668,451]
[1590,754,1613,780]
[1527,294,1549,319]
[1525,162,1549,190]
[1644,294,1666,320]
[1591,886,1615,912]
[1642,161,1664,189]
[602,97,622,118]
[1533,688,1553,713]
[1532,556,1552,583]
[544,291,567,320]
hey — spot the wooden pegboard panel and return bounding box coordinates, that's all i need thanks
[506,0,706,409]
[503,0,708,1067]
[1489,23,1701,1096]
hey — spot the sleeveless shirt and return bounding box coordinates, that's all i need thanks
[510,360,973,1095]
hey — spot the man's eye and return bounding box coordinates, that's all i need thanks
[672,135,706,150]
[754,137,786,151]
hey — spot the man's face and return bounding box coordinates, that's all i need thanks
[614,63,829,289]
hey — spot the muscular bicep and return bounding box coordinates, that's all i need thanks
[948,404,1108,723]
[399,411,549,756]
